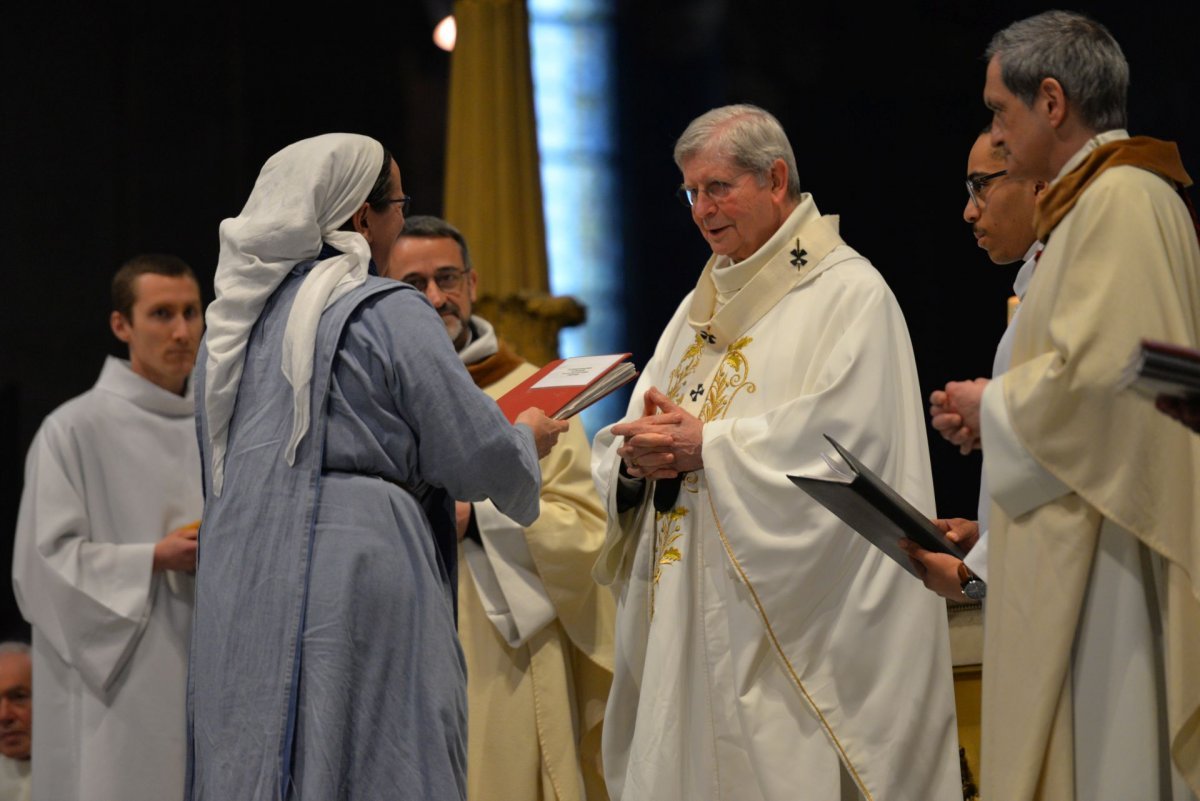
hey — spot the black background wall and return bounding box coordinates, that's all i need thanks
[2,1,1197,638]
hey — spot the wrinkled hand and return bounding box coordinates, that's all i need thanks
[153,521,199,574]
[455,502,473,543]
[1156,395,1200,433]
[611,387,704,480]
[516,407,570,459]
[929,378,989,454]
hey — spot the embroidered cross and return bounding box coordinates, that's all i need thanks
[699,329,716,344]
[790,238,808,267]
[690,383,705,401]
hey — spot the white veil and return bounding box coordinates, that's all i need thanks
[203,133,385,495]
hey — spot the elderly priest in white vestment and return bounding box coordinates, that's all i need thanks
[12,255,204,801]
[592,104,960,801]
[978,11,1200,800]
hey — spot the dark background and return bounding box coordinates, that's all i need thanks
[3,1,1197,639]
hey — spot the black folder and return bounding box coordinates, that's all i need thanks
[787,435,965,579]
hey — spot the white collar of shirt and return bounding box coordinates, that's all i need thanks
[457,315,497,366]
[96,356,194,418]
[1054,129,1130,183]
[1013,242,1042,301]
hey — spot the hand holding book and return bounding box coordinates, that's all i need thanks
[514,407,570,459]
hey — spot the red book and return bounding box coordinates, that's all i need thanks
[497,353,637,423]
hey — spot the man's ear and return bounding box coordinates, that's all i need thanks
[110,310,132,344]
[467,269,479,304]
[1040,77,1068,128]
[770,158,789,201]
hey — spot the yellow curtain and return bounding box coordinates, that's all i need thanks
[445,0,549,295]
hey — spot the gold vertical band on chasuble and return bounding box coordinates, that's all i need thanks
[706,492,873,801]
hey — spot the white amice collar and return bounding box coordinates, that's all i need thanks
[457,315,499,365]
[709,195,822,301]
[1013,242,1041,301]
[687,194,846,349]
[1054,129,1130,183]
[96,356,195,418]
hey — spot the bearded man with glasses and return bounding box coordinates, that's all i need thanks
[591,104,960,801]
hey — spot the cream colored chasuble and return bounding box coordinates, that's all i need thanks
[980,131,1200,801]
[592,197,960,801]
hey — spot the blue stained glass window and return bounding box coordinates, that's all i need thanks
[529,0,624,437]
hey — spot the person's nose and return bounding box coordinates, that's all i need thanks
[424,282,447,307]
[964,196,981,225]
[170,314,191,341]
[692,191,717,220]
[989,126,1005,150]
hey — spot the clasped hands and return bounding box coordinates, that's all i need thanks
[928,378,988,454]
[613,387,704,480]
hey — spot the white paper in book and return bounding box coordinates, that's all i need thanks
[532,354,627,388]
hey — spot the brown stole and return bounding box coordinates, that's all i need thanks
[1035,136,1194,242]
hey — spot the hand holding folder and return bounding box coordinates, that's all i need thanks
[787,435,966,580]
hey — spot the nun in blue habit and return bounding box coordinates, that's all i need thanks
[187,133,562,800]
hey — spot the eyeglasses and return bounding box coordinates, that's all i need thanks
[382,195,412,215]
[676,172,756,208]
[401,268,469,294]
[966,170,1007,209]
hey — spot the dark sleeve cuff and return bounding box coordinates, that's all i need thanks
[615,461,648,513]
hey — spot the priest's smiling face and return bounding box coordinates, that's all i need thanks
[681,148,791,263]
[388,234,478,351]
[110,273,203,396]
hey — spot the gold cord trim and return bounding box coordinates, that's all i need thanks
[706,492,873,801]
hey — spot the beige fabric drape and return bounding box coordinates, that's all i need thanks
[981,152,1200,799]
[445,0,550,295]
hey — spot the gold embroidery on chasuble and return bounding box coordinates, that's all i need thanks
[650,336,758,618]
[650,507,686,618]
[665,334,705,404]
[699,336,757,422]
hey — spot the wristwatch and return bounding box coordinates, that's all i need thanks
[957,562,987,601]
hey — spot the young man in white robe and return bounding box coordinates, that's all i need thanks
[978,11,1200,799]
[592,104,960,801]
[388,217,614,801]
[12,255,204,801]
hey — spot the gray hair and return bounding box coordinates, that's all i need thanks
[986,10,1128,132]
[0,642,30,656]
[396,215,473,272]
[673,104,801,198]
